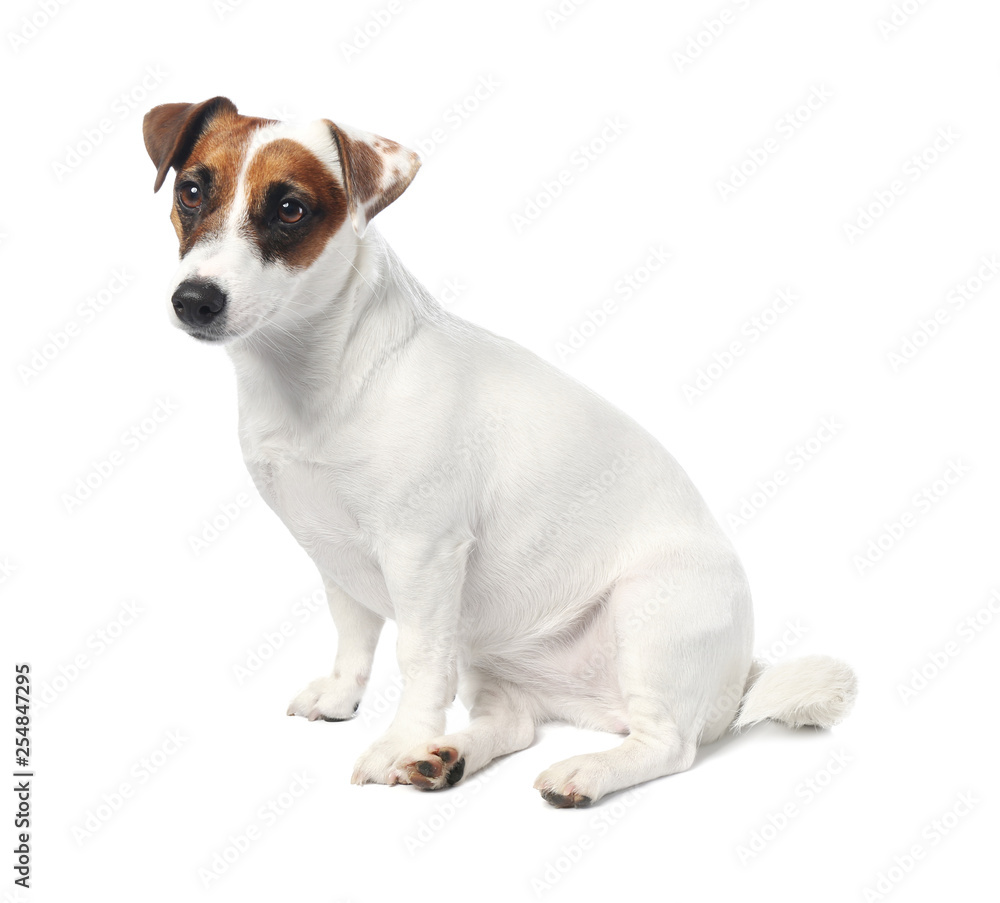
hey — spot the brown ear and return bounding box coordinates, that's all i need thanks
[326,120,421,237]
[143,97,238,192]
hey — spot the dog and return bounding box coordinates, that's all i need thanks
[143,97,857,808]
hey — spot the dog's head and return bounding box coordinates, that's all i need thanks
[142,97,420,343]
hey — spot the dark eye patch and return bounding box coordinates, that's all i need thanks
[171,164,224,253]
[166,115,276,258]
[242,138,348,268]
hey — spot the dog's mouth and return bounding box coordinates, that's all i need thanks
[174,319,230,343]
[186,327,228,343]
[177,311,272,346]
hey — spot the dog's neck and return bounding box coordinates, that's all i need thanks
[226,229,435,440]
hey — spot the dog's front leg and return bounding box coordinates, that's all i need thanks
[287,577,384,721]
[351,535,470,786]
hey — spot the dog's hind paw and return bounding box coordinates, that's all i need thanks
[533,757,600,808]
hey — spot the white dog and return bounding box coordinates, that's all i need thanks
[143,97,857,807]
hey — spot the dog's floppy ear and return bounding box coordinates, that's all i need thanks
[143,97,238,192]
[326,121,421,237]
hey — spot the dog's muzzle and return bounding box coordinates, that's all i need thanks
[171,279,228,334]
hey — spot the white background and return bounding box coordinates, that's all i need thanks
[2,0,999,901]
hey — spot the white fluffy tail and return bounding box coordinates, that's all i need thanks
[734,654,858,731]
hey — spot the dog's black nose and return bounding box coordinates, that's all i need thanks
[171,279,227,327]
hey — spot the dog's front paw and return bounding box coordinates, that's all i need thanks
[287,676,361,722]
[401,742,466,791]
[351,734,419,786]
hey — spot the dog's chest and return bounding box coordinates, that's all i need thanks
[244,450,393,616]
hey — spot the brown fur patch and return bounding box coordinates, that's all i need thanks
[339,131,384,205]
[326,122,421,227]
[242,138,348,269]
[143,97,238,192]
[169,109,274,257]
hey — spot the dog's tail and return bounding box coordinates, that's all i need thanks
[733,654,858,731]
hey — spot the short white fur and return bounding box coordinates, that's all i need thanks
[162,115,857,805]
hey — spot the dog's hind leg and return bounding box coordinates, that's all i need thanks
[534,545,752,807]
[401,673,537,791]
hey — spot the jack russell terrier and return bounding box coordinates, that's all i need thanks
[143,97,857,808]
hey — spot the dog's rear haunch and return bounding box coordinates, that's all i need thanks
[143,97,857,807]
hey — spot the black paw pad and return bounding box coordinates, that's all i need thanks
[541,789,592,809]
[445,757,466,786]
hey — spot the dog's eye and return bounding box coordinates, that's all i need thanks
[277,198,307,224]
[178,182,202,210]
